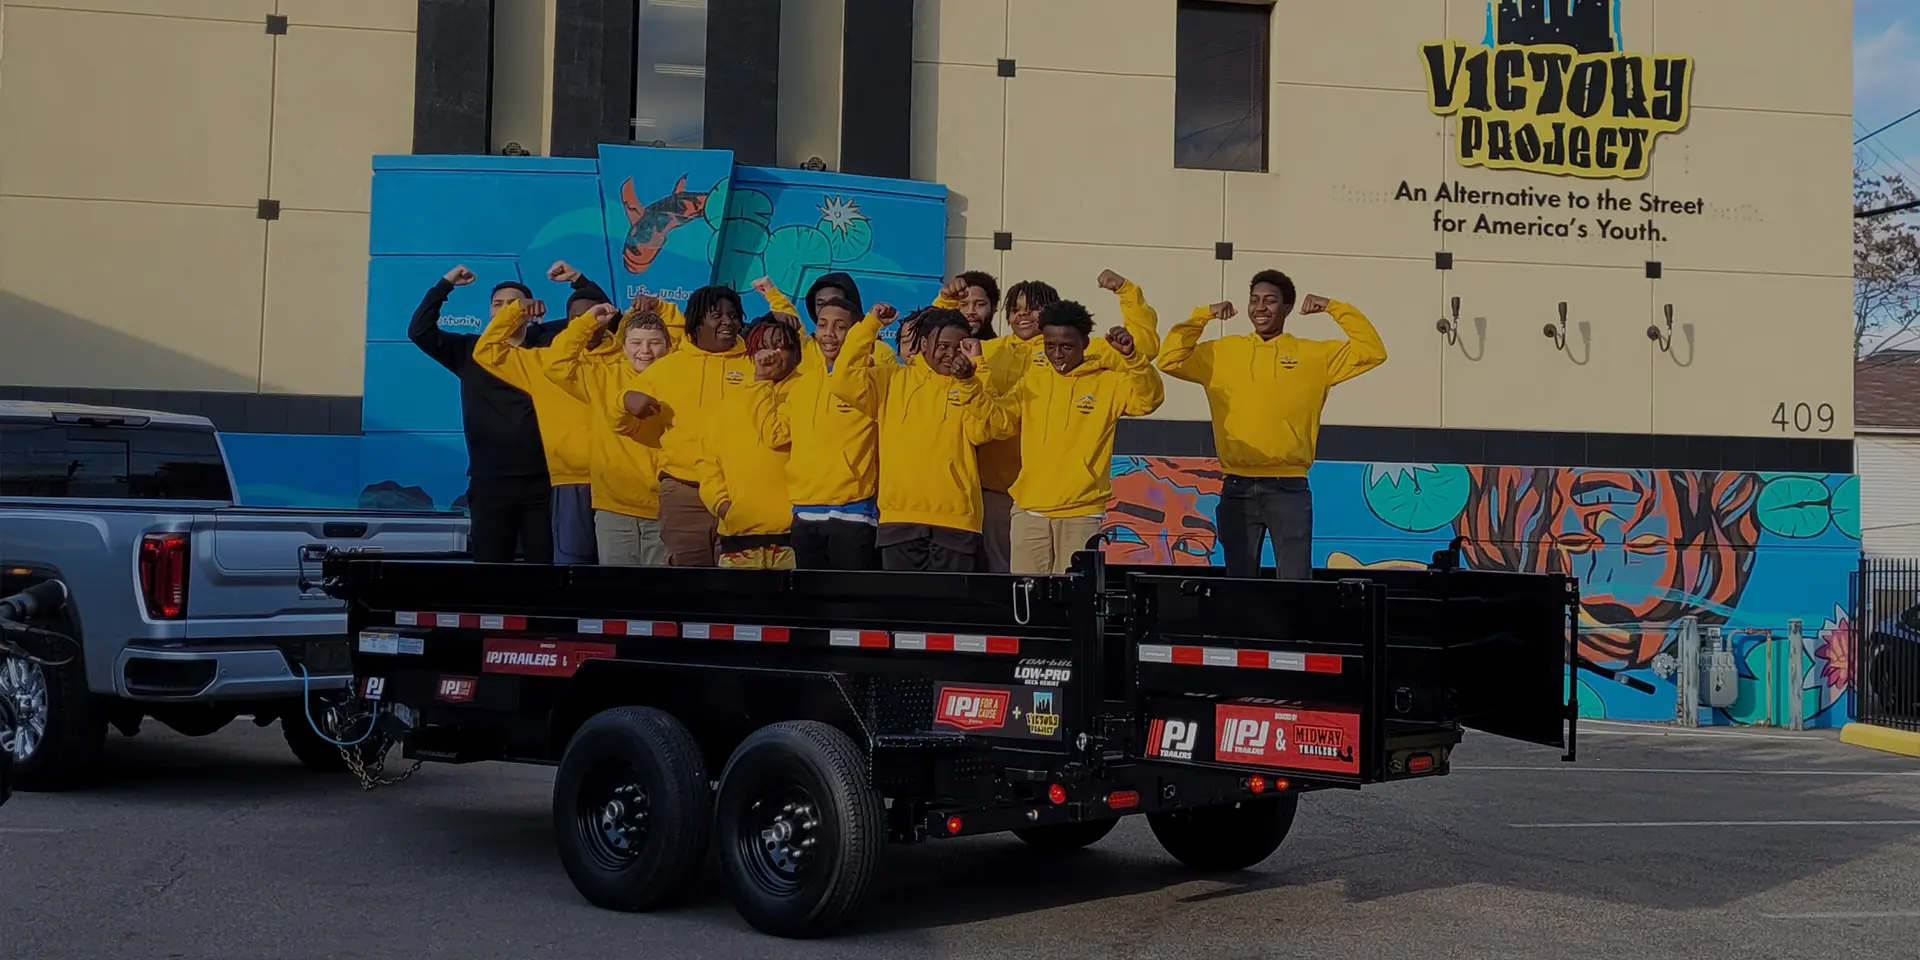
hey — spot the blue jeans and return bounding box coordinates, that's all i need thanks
[551,484,597,565]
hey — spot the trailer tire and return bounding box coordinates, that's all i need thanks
[716,721,884,938]
[552,706,712,912]
[1148,793,1299,872]
[1013,818,1119,851]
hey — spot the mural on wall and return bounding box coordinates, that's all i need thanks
[1100,458,1861,728]
[595,144,735,305]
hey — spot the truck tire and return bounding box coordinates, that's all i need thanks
[1148,794,1299,872]
[4,622,107,791]
[716,721,884,938]
[552,706,711,912]
[1014,818,1119,851]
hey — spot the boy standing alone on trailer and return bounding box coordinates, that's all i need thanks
[1156,270,1386,580]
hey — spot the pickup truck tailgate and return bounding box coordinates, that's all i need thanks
[196,511,466,623]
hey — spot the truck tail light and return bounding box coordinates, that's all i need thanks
[140,533,189,620]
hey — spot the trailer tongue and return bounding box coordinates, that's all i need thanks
[317,548,1577,938]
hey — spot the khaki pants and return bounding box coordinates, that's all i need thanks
[1009,512,1105,575]
[594,510,668,566]
[979,489,1014,573]
[657,476,719,567]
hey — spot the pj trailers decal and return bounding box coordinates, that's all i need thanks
[480,638,616,677]
[933,683,1063,741]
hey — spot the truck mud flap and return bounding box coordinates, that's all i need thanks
[1125,574,1387,784]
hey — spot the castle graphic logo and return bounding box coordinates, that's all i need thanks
[1420,0,1693,180]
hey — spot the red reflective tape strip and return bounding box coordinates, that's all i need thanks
[1170,646,1205,666]
[1304,654,1343,675]
[861,631,889,648]
[1236,648,1268,669]
[761,626,790,643]
[924,634,956,652]
[985,635,1019,655]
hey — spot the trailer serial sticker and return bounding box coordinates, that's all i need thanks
[480,639,616,677]
[1213,702,1360,776]
[435,675,477,703]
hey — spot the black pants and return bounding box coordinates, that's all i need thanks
[880,534,979,572]
[467,479,554,563]
[792,518,879,570]
[1217,475,1312,580]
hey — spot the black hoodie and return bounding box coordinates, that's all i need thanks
[802,272,863,325]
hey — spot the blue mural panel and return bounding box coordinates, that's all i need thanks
[365,255,522,344]
[223,433,362,509]
[362,343,464,433]
[359,431,471,511]
[594,144,735,305]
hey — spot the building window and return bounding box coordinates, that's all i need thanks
[1174,0,1271,172]
[632,0,708,148]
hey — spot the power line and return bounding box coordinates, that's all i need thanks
[1858,198,1920,219]
[1857,106,1920,145]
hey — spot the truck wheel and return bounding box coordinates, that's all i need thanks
[1014,818,1119,851]
[552,707,711,912]
[1148,794,1299,872]
[3,640,107,791]
[281,699,388,773]
[716,721,884,938]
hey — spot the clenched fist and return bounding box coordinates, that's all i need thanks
[1106,326,1135,357]
[871,303,898,324]
[622,391,660,419]
[629,291,661,317]
[939,276,968,302]
[1300,294,1330,315]
[444,265,477,286]
[587,302,621,327]
[523,299,547,321]
[1208,301,1237,321]
[950,353,977,380]
[753,347,786,381]
[751,276,776,297]
[547,261,581,283]
[1097,269,1126,292]
[960,337,983,359]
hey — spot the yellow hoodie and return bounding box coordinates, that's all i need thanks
[473,301,592,485]
[697,380,794,536]
[1156,300,1387,478]
[969,281,1163,493]
[613,322,754,483]
[543,313,666,519]
[1002,345,1164,517]
[749,322,898,509]
[828,313,1008,533]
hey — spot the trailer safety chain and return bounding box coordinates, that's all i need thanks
[342,742,423,791]
[324,698,422,791]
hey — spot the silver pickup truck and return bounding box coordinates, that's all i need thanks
[0,401,469,789]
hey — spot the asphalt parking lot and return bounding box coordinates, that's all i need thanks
[3,720,1918,960]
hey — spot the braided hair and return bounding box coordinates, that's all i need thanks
[684,285,742,336]
[743,313,802,359]
[1005,279,1060,320]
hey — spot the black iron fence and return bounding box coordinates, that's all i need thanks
[1852,557,1920,731]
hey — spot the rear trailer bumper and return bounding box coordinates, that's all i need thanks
[115,639,351,700]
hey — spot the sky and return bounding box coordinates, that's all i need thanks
[1856,0,1920,186]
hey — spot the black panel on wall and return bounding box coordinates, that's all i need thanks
[704,0,781,166]
[551,0,638,158]
[840,0,912,178]
[414,0,495,154]
[2,387,363,436]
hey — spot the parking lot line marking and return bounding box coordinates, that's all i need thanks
[0,827,65,835]
[1463,765,1920,777]
[1761,911,1920,920]
[1510,820,1920,829]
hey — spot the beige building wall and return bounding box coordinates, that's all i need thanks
[0,0,416,398]
[914,0,1856,439]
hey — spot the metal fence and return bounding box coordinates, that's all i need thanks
[1852,557,1920,732]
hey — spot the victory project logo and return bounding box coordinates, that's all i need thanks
[1421,0,1693,179]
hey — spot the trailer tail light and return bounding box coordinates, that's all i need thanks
[946,816,963,836]
[1047,783,1067,805]
[1106,790,1139,810]
[139,533,189,620]
[1246,775,1268,794]
[1408,753,1435,774]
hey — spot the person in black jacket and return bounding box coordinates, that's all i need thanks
[409,265,571,562]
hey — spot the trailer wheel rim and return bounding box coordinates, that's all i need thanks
[737,785,822,896]
[575,761,651,870]
[0,657,47,762]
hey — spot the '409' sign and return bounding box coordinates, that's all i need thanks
[1419,0,1693,180]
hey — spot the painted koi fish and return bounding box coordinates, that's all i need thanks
[620,174,709,275]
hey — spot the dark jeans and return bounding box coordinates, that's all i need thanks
[879,529,980,572]
[792,518,879,570]
[468,477,554,563]
[1217,475,1312,580]
[551,483,597,565]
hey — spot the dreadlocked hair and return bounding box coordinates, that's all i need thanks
[743,314,801,357]
[1005,279,1060,319]
[909,307,970,349]
[684,285,742,335]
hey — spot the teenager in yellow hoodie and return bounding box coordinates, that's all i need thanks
[829,306,1007,572]
[699,317,804,569]
[955,271,1163,572]
[997,300,1165,574]
[613,285,753,566]
[543,303,674,566]
[1157,269,1387,581]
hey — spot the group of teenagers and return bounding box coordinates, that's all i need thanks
[408,260,1387,579]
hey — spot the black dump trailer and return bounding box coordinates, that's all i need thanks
[314,545,1580,938]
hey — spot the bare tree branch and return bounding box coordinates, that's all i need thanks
[1856,152,1920,357]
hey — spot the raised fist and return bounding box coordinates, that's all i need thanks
[751,276,776,296]
[547,261,581,283]
[1209,301,1237,321]
[524,299,547,321]
[753,347,786,381]
[1106,326,1135,357]
[587,302,621,327]
[950,353,977,380]
[1300,294,1330,315]
[939,276,968,302]
[1097,269,1126,292]
[622,391,660,419]
[767,311,802,333]
[444,265,477,286]
[629,290,661,317]
[960,337,983,360]
[871,302,898,324]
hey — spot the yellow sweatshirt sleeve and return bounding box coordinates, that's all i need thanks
[1156,307,1217,385]
[747,378,791,448]
[1114,281,1162,362]
[827,313,886,417]
[611,361,664,438]
[541,314,600,404]
[1118,350,1166,418]
[760,283,797,317]
[954,372,1011,445]
[932,292,960,311]
[472,301,533,389]
[695,412,731,516]
[1322,300,1388,385]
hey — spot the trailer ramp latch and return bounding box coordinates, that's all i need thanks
[1013,578,1035,625]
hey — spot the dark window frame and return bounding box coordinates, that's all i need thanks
[1174,0,1273,173]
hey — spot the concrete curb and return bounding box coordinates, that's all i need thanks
[1840,722,1920,758]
